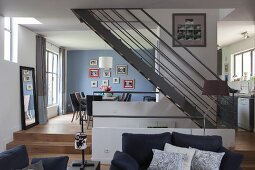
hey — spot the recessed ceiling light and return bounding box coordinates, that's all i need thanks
[13,17,42,25]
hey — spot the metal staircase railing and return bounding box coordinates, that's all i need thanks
[72,8,236,129]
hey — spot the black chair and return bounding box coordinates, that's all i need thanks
[81,92,86,98]
[124,93,130,101]
[126,93,132,102]
[70,93,86,122]
[119,93,127,101]
[86,95,103,129]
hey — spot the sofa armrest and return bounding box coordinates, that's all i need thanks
[218,146,243,170]
[110,151,139,170]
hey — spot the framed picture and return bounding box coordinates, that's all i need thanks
[224,63,229,73]
[26,84,33,90]
[116,65,128,75]
[123,79,135,89]
[113,78,120,84]
[91,81,98,88]
[90,59,98,66]
[102,80,109,86]
[23,70,30,75]
[89,68,100,78]
[173,13,206,47]
[103,70,111,78]
[23,76,32,82]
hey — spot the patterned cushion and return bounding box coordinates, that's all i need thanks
[191,148,225,170]
[164,143,195,170]
[148,149,185,170]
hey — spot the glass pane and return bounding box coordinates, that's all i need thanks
[243,51,251,80]
[52,74,57,104]
[4,17,10,30]
[48,52,53,72]
[253,50,255,76]
[53,54,58,74]
[46,52,48,71]
[47,73,53,106]
[4,31,11,61]
[235,54,242,78]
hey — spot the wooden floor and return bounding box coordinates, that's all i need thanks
[7,114,255,170]
[7,114,110,170]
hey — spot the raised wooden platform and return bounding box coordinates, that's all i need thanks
[6,114,110,170]
[6,114,255,170]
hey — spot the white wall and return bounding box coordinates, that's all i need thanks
[0,17,36,151]
[92,127,235,163]
[93,97,199,128]
[145,9,219,121]
[221,37,255,81]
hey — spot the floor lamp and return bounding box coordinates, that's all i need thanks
[72,104,94,169]
[202,80,229,135]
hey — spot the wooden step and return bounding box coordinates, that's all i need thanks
[234,150,255,162]
[13,131,92,143]
[6,141,92,154]
[241,161,255,170]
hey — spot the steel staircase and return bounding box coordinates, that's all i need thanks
[72,9,235,129]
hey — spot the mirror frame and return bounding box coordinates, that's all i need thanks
[20,66,39,130]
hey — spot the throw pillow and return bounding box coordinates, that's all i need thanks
[122,132,172,167]
[148,149,185,170]
[218,147,243,170]
[172,132,222,152]
[31,156,69,170]
[164,143,195,170]
[111,151,139,170]
[191,148,225,170]
[22,160,44,170]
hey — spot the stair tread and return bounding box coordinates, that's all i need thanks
[15,130,92,135]
[8,141,91,147]
[242,161,255,167]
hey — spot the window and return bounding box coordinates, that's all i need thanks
[4,17,12,61]
[46,50,59,106]
[233,49,255,80]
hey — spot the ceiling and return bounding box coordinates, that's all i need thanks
[217,21,255,47]
[0,0,254,49]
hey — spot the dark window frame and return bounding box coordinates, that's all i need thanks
[233,48,255,78]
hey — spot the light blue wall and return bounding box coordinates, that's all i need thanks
[67,50,155,112]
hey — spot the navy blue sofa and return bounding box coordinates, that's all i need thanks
[0,145,69,170]
[110,132,243,170]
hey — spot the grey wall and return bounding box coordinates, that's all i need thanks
[67,49,155,112]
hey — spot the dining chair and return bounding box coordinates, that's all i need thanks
[126,93,132,102]
[119,93,126,101]
[75,92,86,105]
[124,93,130,101]
[70,93,86,122]
[86,95,103,129]
[81,92,86,98]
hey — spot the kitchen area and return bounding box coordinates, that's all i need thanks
[218,79,254,132]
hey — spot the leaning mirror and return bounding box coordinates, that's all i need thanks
[20,66,39,130]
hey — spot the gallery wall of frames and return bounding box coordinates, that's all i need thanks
[66,50,155,110]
